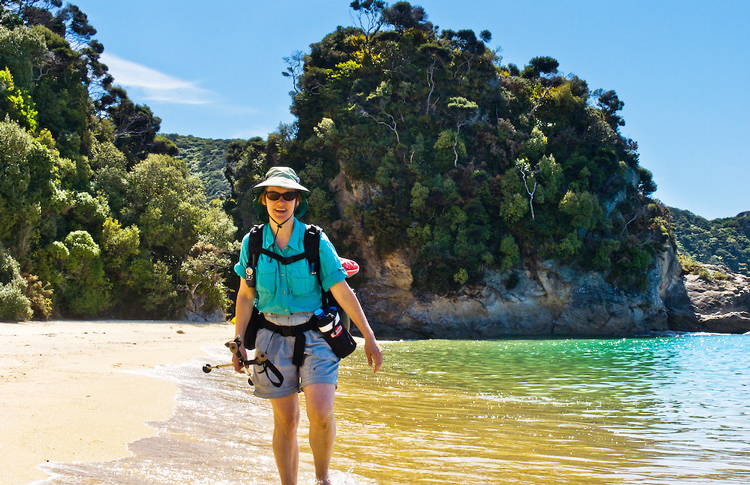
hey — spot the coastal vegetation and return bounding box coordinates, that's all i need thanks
[1,1,236,320]
[2,0,732,324]
[226,1,666,296]
[670,207,750,276]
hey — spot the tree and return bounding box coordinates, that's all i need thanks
[522,56,559,78]
[381,1,432,35]
[0,119,55,258]
[349,0,386,53]
[106,88,165,164]
[0,67,39,131]
[516,158,538,220]
[446,96,478,166]
[594,89,625,129]
[282,50,305,94]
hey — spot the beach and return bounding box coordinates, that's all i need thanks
[0,319,232,485]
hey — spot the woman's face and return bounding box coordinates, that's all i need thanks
[262,186,299,222]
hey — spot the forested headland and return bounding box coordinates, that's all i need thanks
[2,0,735,327]
[670,208,750,277]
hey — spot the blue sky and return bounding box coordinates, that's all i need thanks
[71,0,749,220]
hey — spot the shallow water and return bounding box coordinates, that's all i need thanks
[37,334,750,484]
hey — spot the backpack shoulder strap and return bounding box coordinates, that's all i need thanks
[304,224,334,307]
[303,224,322,274]
[246,224,265,269]
[241,224,265,287]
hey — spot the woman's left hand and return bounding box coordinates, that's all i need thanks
[364,337,383,373]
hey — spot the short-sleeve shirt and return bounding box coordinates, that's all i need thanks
[234,219,347,315]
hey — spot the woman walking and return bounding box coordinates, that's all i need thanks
[232,166,383,485]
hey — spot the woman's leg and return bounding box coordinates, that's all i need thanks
[303,383,337,484]
[270,392,301,485]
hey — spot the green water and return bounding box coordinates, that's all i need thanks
[38,334,750,484]
[333,335,750,484]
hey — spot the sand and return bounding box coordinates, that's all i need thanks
[0,319,232,485]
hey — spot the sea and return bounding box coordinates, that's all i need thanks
[35,333,750,484]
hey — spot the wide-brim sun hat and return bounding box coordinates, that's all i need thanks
[252,166,310,222]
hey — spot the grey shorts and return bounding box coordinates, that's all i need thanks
[251,325,340,400]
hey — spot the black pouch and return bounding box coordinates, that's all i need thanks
[316,308,357,359]
[242,306,260,350]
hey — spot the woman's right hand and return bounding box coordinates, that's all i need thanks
[232,343,249,373]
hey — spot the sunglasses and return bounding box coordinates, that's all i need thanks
[264,191,298,201]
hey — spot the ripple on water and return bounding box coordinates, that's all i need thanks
[37,335,750,484]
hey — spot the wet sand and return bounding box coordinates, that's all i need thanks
[0,320,232,484]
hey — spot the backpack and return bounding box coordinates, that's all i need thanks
[241,223,351,349]
[244,223,331,304]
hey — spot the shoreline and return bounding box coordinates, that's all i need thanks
[0,319,232,485]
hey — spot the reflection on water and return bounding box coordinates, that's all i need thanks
[38,335,750,484]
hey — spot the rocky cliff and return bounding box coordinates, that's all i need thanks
[668,265,750,334]
[355,246,674,339]
[354,243,749,338]
[336,178,749,338]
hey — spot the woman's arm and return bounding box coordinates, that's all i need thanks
[328,279,383,373]
[233,277,257,372]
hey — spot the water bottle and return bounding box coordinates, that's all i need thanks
[314,306,356,358]
[314,307,336,333]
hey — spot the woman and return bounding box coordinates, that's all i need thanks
[232,166,383,485]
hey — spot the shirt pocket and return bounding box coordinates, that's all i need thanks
[256,265,277,297]
[289,263,316,296]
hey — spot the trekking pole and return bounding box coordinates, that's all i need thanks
[202,337,254,386]
[202,337,283,388]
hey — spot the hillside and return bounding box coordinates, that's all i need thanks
[164,134,238,200]
[225,2,666,298]
[670,207,750,276]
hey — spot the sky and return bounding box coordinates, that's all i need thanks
[69,0,749,220]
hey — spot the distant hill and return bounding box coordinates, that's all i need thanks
[670,207,750,275]
[165,134,239,200]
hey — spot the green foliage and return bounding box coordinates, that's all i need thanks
[33,230,111,317]
[0,245,33,321]
[1,0,674,320]
[165,134,240,200]
[499,235,520,269]
[130,258,180,313]
[124,154,206,257]
[0,67,39,131]
[0,3,242,320]
[558,190,602,231]
[180,243,232,314]
[0,118,55,257]
[280,0,664,293]
[670,207,750,276]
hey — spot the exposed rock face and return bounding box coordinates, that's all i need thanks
[357,251,674,339]
[355,243,749,338]
[670,265,750,334]
[337,181,748,338]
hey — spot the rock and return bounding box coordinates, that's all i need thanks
[179,307,226,323]
[359,252,671,339]
[677,265,750,333]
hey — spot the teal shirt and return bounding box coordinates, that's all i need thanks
[234,219,347,314]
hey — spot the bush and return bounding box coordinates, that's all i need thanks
[0,246,32,321]
[24,273,52,320]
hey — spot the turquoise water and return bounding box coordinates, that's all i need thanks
[37,334,750,484]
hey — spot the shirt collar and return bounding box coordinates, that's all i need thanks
[262,218,304,253]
